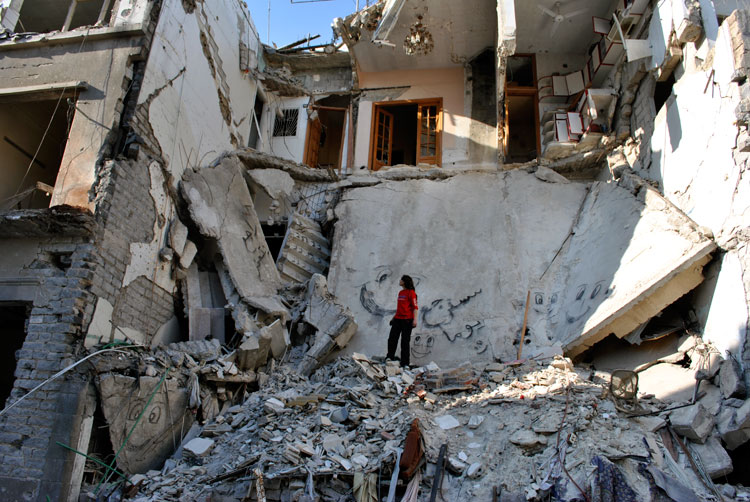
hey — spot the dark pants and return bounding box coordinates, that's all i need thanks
[387,318,413,366]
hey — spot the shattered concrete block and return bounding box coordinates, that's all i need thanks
[181,158,288,320]
[717,406,750,450]
[297,274,358,376]
[534,165,570,184]
[180,240,198,269]
[237,334,262,371]
[303,274,358,347]
[466,462,483,479]
[184,437,215,458]
[188,307,225,343]
[670,403,714,443]
[435,415,460,430]
[719,358,746,398]
[262,319,290,359]
[169,218,189,257]
[734,399,750,429]
[689,437,733,479]
[509,429,547,448]
[98,374,194,474]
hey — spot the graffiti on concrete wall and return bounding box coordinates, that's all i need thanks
[564,280,613,325]
[357,266,489,360]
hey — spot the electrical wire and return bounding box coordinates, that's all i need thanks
[13,28,91,197]
[0,345,143,417]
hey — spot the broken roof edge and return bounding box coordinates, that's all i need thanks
[0,205,97,238]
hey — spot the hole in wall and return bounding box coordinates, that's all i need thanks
[262,223,287,262]
[654,73,676,114]
[0,303,31,407]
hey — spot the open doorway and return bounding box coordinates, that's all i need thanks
[0,98,74,210]
[304,95,349,172]
[369,99,442,171]
[504,54,540,163]
[0,303,30,407]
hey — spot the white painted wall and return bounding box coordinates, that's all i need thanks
[138,0,262,180]
[635,15,750,360]
[266,96,309,163]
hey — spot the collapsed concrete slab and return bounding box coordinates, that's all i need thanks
[328,168,715,366]
[98,373,194,474]
[181,157,289,321]
[553,173,716,357]
[297,274,357,376]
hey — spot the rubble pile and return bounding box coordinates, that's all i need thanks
[88,351,750,502]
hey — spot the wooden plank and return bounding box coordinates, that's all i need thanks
[517,290,531,360]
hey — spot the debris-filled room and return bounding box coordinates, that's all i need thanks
[0,0,749,501]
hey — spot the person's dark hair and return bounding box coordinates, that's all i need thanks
[401,275,415,290]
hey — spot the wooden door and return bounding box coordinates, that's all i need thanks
[304,117,323,168]
[372,108,394,171]
[416,103,441,166]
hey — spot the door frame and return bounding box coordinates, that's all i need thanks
[368,98,443,171]
[505,53,541,160]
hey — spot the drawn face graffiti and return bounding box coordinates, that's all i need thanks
[411,332,435,358]
[565,281,612,324]
[410,322,490,361]
[359,267,422,317]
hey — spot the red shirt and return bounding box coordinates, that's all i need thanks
[394,289,418,319]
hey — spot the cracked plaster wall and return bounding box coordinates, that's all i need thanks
[267,96,309,164]
[135,0,261,180]
[626,10,750,366]
[328,169,714,366]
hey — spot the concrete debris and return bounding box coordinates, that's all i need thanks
[94,351,737,502]
[689,437,733,479]
[719,357,746,398]
[297,274,357,376]
[669,404,714,443]
[434,415,460,430]
[181,157,289,321]
[183,438,215,459]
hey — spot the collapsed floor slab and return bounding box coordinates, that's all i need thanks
[327,167,715,366]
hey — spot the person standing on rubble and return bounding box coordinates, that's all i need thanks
[387,275,418,367]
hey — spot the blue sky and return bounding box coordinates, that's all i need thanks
[245,0,365,48]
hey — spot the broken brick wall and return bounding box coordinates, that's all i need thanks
[0,217,99,502]
[618,7,750,373]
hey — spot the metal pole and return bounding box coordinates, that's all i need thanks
[267,0,271,45]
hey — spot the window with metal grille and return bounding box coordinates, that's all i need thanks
[273,109,299,137]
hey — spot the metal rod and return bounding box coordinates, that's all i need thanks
[429,444,447,502]
[62,0,78,32]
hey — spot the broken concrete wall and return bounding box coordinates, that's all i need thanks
[354,68,479,169]
[133,0,262,176]
[328,168,714,366]
[181,156,288,319]
[550,173,715,357]
[0,33,145,210]
[622,8,750,369]
[329,170,586,365]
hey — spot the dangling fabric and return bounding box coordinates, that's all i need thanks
[400,470,422,502]
[399,418,424,480]
[590,456,638,502]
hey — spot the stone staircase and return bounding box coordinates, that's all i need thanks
[276,213,330,284]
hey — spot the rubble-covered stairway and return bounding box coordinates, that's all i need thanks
[276,212,331,284]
